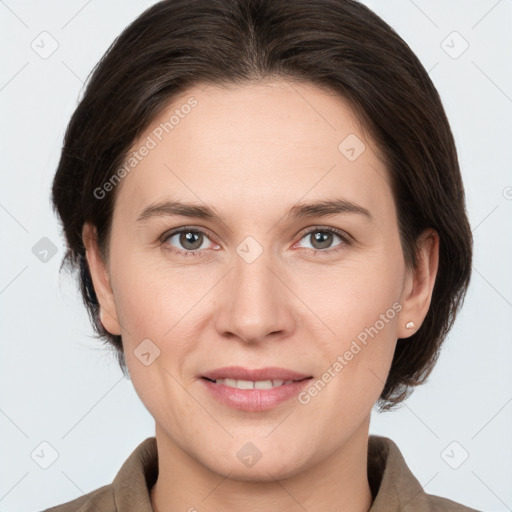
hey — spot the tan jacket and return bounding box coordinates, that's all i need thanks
[43,435,480,511]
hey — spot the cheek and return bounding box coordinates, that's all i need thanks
[110,250,206,396]
[296,307,400,435]
[109,246,198,340]
[298,244,404,336]
[297,246,404,396]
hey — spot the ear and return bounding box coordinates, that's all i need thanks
[82,222,122,336]
[397,228,440,339]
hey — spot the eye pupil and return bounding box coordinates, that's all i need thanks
[181,231,202,250]
[312,231,332,249]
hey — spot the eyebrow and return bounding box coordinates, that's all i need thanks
[136,198,372,223]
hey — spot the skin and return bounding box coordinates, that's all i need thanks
[83,79,439,512]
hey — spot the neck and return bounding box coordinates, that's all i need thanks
[150,418,374,512]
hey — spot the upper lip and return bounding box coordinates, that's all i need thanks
[201,366,312,382]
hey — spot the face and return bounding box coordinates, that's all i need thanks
[84,79,437,481]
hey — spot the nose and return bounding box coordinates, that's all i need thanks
[213,247,296,345]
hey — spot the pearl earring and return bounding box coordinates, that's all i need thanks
[405,321,415,329]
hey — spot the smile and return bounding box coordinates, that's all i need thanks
[200,376,313,411]
[203,377,298,389]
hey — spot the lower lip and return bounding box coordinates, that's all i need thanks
[200,378,312,411]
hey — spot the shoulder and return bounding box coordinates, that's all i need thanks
[420,492,481,511]
[368,435,480,512]
[39,437,157,512]
[41,484,115,512]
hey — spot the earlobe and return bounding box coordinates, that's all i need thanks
[397,228,440,339]
[82,222,122,336]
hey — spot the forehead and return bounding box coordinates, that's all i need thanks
[113,79,393,224]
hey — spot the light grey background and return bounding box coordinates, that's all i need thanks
[1,1,511,511]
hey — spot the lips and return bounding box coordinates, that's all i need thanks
[201,366,311,382]
[200,368,313,411]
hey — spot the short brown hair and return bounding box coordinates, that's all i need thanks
[51,0,473,410]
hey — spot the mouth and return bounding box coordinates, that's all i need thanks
[201,366,312,383]
[201,376,312,390]
[199,370,314,411]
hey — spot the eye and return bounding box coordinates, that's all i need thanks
[160,225,351,258]
[161,227,218,257]
[295,227,351,255]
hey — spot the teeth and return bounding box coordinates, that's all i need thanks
[214,378,294,389]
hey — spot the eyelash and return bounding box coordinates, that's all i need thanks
[160,225,352,259]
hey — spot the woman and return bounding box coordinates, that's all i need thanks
[46,0,477,510]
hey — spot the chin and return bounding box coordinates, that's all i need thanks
[209,459,303,483]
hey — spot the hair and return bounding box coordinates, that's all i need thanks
[51,0,472,411]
